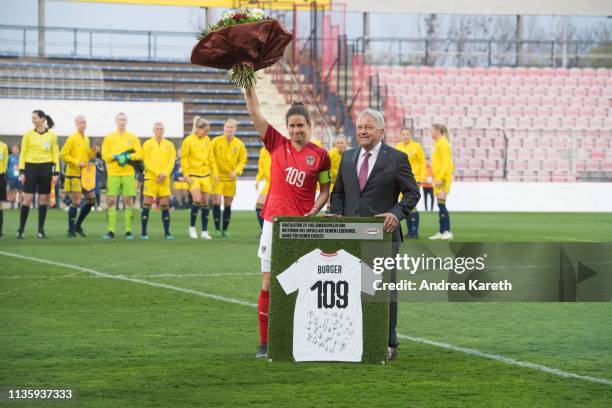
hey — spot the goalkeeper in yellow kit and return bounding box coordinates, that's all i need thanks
[395,127,426,239]
[101,112,142,240]
[141,122,176,240]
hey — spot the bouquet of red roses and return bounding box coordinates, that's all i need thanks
[191,8,293,88]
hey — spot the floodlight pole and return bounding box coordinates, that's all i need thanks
[38,0,45,57]
[515,14,523,67]
[362,11,370,60]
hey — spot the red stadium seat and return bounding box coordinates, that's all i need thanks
[515,67,529,76]
[446,67,459,76]
[455,76,469,87]
[481,77,496,87]
[474,67,488,76]
[523,76,538,87]
[405,66,418,76]
[582,68,595,78]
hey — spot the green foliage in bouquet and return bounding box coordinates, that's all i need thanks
[228,62,260,89]
[198,8,269,40]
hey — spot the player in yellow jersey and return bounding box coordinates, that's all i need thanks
[328,134,348,194]
[181,116,218,239]
[101,112,142,240]
[0,139,8,239]
[60,115,99,238]
[254,146,271,230]
[429,123,454,240]
[309,137,323,147]
[211,119,247,237]
[17,110,59,239]
[395,127,426,239]
[141,122,176,240]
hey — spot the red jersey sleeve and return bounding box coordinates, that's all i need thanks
[263,125,287,153]
[319,149,332,173]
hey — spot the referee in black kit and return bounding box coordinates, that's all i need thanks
[16,110,60,239]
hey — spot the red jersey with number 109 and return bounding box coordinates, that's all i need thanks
[261,125,331,222]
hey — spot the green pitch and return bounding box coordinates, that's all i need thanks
[1,210,611,407]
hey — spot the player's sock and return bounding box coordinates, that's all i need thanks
[18,205,29,232]
[258,289,269,345]
[411,210,420,236]
[68,204,78,233]
[438,200,447,233]
[444,207,451,232]
[38,205,47,231]
[200,206,209,232]
[107,207,117,233]
[124,207,134,233]
[0,209,3,235]
[222,206,232,232]
[213,204,221,231]
[141,203,151,236]
[190,204,199,227]
[406,217,413,236]
[161,204,170,235]
[75,198,94,228]
[255,203,264,229]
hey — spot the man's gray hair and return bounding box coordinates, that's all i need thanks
[357,108,385,129]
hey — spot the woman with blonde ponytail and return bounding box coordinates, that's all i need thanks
[180,116,218,239]
[429,123,454,240]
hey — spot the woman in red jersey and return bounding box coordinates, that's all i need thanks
[245,86,331,359]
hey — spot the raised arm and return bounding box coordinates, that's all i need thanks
[245,87,270,138]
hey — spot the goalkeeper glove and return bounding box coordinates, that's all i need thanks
[113,153,129,166]
[118,154,129,166]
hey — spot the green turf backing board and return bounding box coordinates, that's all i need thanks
[268,217,392,364]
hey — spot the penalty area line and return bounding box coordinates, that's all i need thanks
[1,250,610,387]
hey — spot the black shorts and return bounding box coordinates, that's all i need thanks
[23,162,53,195]
[0,173,6,201]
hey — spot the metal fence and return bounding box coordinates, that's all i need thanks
[353,37,612,68]
[0,25,197,61]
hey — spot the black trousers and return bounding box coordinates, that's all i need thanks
[389,241,400,347]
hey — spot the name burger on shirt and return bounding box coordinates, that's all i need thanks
[318,264,343,274]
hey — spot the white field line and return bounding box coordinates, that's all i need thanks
[1,250,611,387]
[396,334,612,386]
[0,251,256,308]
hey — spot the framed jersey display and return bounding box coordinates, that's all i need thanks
[268,217,392,364]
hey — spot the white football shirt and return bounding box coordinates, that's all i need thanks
[277,249,377,362]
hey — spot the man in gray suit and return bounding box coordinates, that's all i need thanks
[329,108,420,360]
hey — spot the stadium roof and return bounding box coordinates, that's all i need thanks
[62,0,612,16]
[63,1,331,11]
